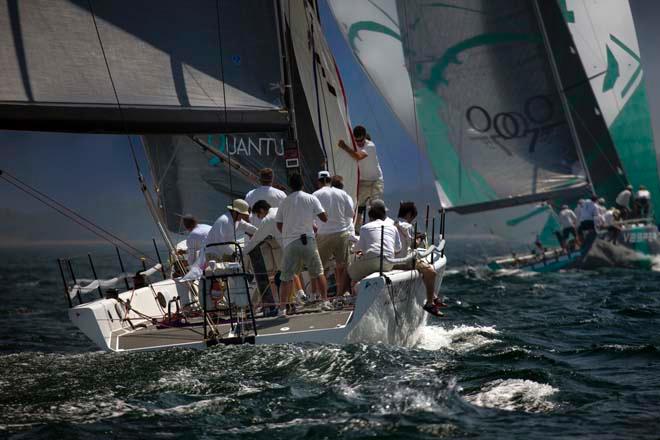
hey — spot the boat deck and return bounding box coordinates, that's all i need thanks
[113,309,353,351]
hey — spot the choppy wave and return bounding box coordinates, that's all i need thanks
[464,379,558,413]
[416,324,500,353]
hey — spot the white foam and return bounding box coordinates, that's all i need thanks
[650,255,660,271]
[465,379,558,413]
[416,324,500,353]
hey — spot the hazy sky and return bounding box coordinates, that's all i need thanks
[1,0,659,247]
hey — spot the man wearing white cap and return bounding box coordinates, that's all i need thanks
[313,170,355,296]
[276,173,330,316]
[205,199,257,261]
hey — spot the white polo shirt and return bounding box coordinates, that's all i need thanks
[206,212,257,256]
[313,185,355,235]
[558,208,577,229]
[186,223,212,265]
[616,189,632,208]
[359,140,383,181]
[578,200,598,223]
[276,191,325,248]
[244,208,282,255]
[356,219,402,258]
[245,185,287,209]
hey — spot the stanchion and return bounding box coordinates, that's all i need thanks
[87,254,103,298]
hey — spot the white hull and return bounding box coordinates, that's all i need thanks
[68,252,446,352]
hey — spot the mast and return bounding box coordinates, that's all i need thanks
[276,0,302,176]
[532,0,596,197]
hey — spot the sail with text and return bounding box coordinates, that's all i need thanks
[0,0,358,234]
[329,0,592,216]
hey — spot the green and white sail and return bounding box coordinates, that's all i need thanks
[329,0,591,215]
[561,0,660,214]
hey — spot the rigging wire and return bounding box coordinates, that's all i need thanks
[0,169,151,262]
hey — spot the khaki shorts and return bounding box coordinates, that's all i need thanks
[259,238,282,274]
[317,231,351,267]
[280,238,324,282]
[348,254,393,281]
[358,179,385,208]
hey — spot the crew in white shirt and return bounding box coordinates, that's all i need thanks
[276,173,330,316]
[243,201,282,270]
[349,199,401,282]
[558,205,577,249]
[337,125,384,227]
[635,185,651,218]
[313,171,355,296]
[205,199,257,261]
[577,196,599,240]
[393,201,443,317]
[603,208,620,243]
[243,200,284,311]
[245,168,287,227]
[615,185,633,219]
[181,215,212,266]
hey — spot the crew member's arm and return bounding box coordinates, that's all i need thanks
[312,194,328,223]
[244,221,270,255]
[338,139,368,161]
[275,208,284,232]
[238,220,258,237]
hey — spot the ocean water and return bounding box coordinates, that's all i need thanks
[2,244,660,439]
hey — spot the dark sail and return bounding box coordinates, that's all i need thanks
[0,0,286,133]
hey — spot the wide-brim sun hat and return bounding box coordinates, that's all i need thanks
[227,199,250,215]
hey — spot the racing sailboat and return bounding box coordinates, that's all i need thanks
[0,0,446,351]
[329,0,660,272]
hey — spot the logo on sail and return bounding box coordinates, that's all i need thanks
[465,95,564,153]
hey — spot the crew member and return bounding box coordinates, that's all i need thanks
[615,185,633,219]
[603,208,620,244]
[348,199,401,282]
[558,205,577,249]
[337,125,384,227]
[313,171,355,297]
[245,168,287,226]
[394,202,443,317]
[636,185,651,218]
[577,196,599,240]
[205,199,256,261]
[181,215,212,266]
[276,173,330,317]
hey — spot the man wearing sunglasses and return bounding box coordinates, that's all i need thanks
[338,125,384,227]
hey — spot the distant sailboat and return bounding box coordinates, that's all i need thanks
[329,0,660,271]
[0,0,446,350]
